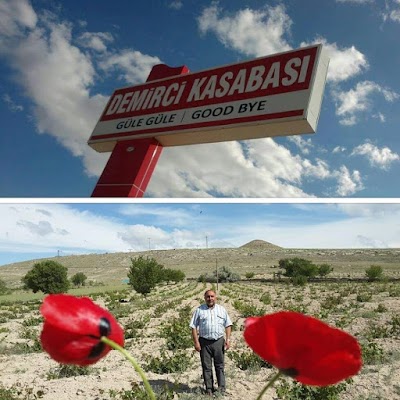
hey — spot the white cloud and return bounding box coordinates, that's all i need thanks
[98,49,161,84]
[301,38,368,83]
[302,158,331,180]
[198,3,292,57]
[2,93,23,112]
[372,112,386,122]
[337,203,400,218]
[345,0,400,23]
[336,0,374,3]
[168,1,183,10]
[197,4,368,85]
[287,136,313,155]
[332,81,399,125]
[0,204,129,253]
[389,9,400,21]
[0,7,109,177]
[351,142,400,169]
[382,0,400,22]
[0,1,162,178]
[147,138,338,197]
[77,32,114,52]
[332,146,347,153]
[118,204,196,227]
[4,204,400,264]
[356,235,388,248]
[0,204,216,256]
[333,166,363,196]
[0,0,37,37]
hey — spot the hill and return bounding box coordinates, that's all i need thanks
[239,239,282,250]
[1,242,400,288]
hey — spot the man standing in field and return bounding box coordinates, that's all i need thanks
[190,289,232,396]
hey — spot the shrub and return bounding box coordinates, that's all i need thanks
[161,268,185,283]
[376,303,387,313]
[197,274,208,283]
[227,350,272,371]
[128,256,164,296]
[356,293,372,302]
[144,350,192,374]
[365,265,384,282]
[47,364,92,379]
[361,341,386,365]
[110,382,176,400]
[22,260,69,294]
[278,258,319,282]
[232,300,265,317]
[245,272,255,279]
[0,385,18,400]
[275,378,350,400]
[197,266,240,283]
[365,323,390,339]
[22,316,42,327]
[389,287,400,297]
[318,264,333,277]
[320,295,342,310]
[160,306,192,350]
[218,266,240,282]
[0,279,9,295]
[124,315,150,339]
[127,257,184,295]
[71,272,87,287]
[390,314,400,336]
[11,338,42,354]
[260,292,271,305]
[291,275,308,286]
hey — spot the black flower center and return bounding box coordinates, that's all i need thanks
[99,317,111,336]
[88,342,105,359]
[280,367,299,378]
[87,317,111,360]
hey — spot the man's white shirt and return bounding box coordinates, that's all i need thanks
[190,304,232,340]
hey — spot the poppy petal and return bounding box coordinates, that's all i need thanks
[40,294,124,366]
[41,322,108,366]
[40,294,124,346]
[244,311,362,386]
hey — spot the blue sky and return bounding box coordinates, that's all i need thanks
[1,0,400,197]
[1,202,400,266]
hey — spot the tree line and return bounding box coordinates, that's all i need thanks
[0,256,387,296]
[16,256,184,296]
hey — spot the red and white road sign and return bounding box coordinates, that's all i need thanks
[88,45,329,152]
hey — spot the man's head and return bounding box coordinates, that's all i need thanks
[204,290,216,308]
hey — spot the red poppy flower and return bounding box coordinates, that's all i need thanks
[244,311,362,386]
[40,294,124,366]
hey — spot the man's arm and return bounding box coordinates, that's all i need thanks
[224,325,232,350]
[191,327,201,352]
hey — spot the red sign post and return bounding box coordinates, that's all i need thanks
[91,65,189,197]
[89,45,329,197]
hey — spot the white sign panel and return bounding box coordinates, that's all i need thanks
[88,45,329,152]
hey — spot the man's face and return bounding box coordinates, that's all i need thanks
[204,291,216,307]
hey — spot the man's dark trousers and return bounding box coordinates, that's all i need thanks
[199,337,226,393]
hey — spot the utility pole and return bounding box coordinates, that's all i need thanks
[216,258,218,292]
[148,238,151,251]
[206,235,208,249]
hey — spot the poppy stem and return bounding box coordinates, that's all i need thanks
[256,370,283,400]
[100,336,156,400]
